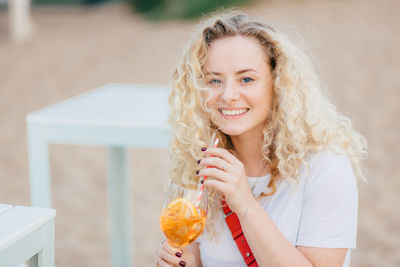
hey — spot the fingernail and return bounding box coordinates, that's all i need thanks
[200,180,204,184]
[196,170,199,175]
[175,251,182,257]
[179,261,186,267]
[197,159,201,164]
[201,147,207,151]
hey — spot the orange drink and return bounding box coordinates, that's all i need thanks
[160,205,206,248]
[160,183,208,248]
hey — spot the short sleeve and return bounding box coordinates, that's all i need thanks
[296,151,358,248]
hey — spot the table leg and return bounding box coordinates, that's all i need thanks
[27,124,51,208]
[28,255,38,267]
[36,219,55,267]
[108,147,133,267]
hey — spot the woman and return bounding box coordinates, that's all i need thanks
[156,11,367,267]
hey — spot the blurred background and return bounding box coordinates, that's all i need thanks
[0,0,399,266]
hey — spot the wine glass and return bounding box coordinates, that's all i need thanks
[159,182,208,248]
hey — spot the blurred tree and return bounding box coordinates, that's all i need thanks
[128,0,163,13]
[127,0,254,20]
[33,0,118,5]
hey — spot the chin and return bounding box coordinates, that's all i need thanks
[218,127,245,137]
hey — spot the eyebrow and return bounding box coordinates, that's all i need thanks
[205,68,259,76]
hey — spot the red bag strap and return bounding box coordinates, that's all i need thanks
[222,200,259,267]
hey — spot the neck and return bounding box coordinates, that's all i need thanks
[230,131,270,177]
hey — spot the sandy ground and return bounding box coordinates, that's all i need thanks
[0,0,399,266]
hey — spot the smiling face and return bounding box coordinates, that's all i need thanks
[204,35,274,138]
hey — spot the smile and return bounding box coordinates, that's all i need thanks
[218,108,249,117]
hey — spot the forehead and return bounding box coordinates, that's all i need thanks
[204,35,268,72]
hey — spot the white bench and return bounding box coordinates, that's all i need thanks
[0,204,56,267]
[26,84,170,267]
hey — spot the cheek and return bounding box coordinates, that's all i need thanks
[263,95,273,114]
[254,87,273,114]
[262,82,274,108]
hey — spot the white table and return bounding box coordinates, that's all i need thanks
[26,84,170,267]
[0,204,56,267]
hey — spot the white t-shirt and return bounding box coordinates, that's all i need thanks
[198,150,358,267]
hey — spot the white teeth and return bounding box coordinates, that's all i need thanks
[220,109,248,116]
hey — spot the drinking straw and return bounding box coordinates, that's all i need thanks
[195,133,219,209]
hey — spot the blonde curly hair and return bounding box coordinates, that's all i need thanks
[168,11,367,237]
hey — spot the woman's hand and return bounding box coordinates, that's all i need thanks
[155,240,201,267]
[197,147,255,217]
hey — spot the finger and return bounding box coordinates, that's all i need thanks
[197,167,230,182]
[202,147,240,165]
[159,241,183,265]
[198,156,229,171]
[155,248,171,267]
[159,247,182,266]
[158,258,172,267]
[204,179,230,195]
[162,240,183,257]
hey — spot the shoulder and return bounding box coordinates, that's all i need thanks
[307,149,350,171]
[301,149,357,200]
[296,149,358,248]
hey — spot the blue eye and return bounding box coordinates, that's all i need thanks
[209,79,222,85]
[242,77,253,83]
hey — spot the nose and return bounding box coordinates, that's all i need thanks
[221,80,240,104]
